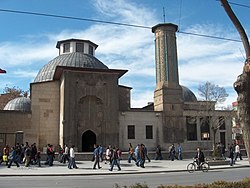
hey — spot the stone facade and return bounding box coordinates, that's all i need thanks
[0,111,32,149]
[31,81,60,149]
[60,69,122,151]
[0,23,233,153]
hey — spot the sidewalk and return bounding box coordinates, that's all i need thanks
[0,158,249,176]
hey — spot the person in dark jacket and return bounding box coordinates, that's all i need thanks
[109,147,121,171]
[7,147,20,168]
[194,147,205,167]
[93,144,101,169]
[155,145,163,160]
[228,144,234,166]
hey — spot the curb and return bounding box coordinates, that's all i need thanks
[0,165,249,177]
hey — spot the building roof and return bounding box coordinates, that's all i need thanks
[3,97,31,112]
[152,23,178,33]
[56,39,98,49]
[182,86,197,102]
[34,52,109,83]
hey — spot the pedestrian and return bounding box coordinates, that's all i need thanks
[68,145,78,169]
[234,144,242,161]
[105,145,112,164]
[3,145,10,166]
[93,144,101,169]
[63,144,69,163]
[36,150,41,167]
[169,144,176,161]
[15,143,22,164]
[128,143,136,163]
[220,143,225,159]
[177,143,183,160]
[57,144,64,163]
[7,146,20,168]
[228,144,234,166]
[45,144,54,166]
[99,145,103,162]
[20,143,25,163]
[143,144,150,162]
[136,144,145,168]
[109,147,121,171]
[135,144,141,165]
[117,147,122,165]
[31,143,38,165]
[24,144,31,167]
[155,145,163,160]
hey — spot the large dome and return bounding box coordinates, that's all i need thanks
[34,52,108,83]
[4,97,31,112]
[181,86,197,102]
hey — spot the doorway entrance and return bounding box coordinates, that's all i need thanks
[220,132,226,147]
[82,130,96,152]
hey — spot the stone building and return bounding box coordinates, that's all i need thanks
[0,23,232,152]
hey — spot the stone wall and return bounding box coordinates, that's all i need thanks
[0,110,32,148]
[31,81,60,150]
[119,110,162,151]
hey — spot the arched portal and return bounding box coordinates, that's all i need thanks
[82,130,96,152]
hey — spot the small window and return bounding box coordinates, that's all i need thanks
[146,125,153,139]
[200,117,210,140]
[76,43,84,53]
[89,45,94,55]
[186,116,197,141]
[63,43,70,53]
[128,125,135,139]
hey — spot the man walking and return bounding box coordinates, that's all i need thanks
[234,143,242,161]
[93,144,101,169]
[68,145,78,169]
[7,147,20,168]
[109,147,121,171]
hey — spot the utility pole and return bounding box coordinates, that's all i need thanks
[220,0,250,164]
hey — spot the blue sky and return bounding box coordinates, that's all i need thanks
[0,0,249,108]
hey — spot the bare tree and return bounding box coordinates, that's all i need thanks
[220,0,250,164]
[0,86,29,110]
[198,82,230,156]
[198,82,228,104]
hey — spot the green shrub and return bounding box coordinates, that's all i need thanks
[114,178,250,188]
[157,177,250,188]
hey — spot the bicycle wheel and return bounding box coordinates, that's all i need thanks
[187,163,195,173]
[201,162,209,172]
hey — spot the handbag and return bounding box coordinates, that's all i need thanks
[2,155,8,162]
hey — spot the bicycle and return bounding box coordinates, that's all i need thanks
[187,159,210,173]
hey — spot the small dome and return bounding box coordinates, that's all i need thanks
[34,52,108,83]
[4,97,31,112]
[181,86,197,102]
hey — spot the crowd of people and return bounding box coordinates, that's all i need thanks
[0,142,41,168]
[0,141,243,170]
[228,143,243,166]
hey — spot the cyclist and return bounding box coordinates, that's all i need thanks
[194,147,205,168]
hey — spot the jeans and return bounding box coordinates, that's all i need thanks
[110,159,121,171]
[68,157,77,169]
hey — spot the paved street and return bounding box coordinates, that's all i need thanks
[0,157,249,176]
[1,167,250,188]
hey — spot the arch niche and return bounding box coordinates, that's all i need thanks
[82,130,96,152]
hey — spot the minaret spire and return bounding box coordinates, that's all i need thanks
[152,23,180,89]
[152,23,183,112]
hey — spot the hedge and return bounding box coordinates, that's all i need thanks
[114,177,250,188]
